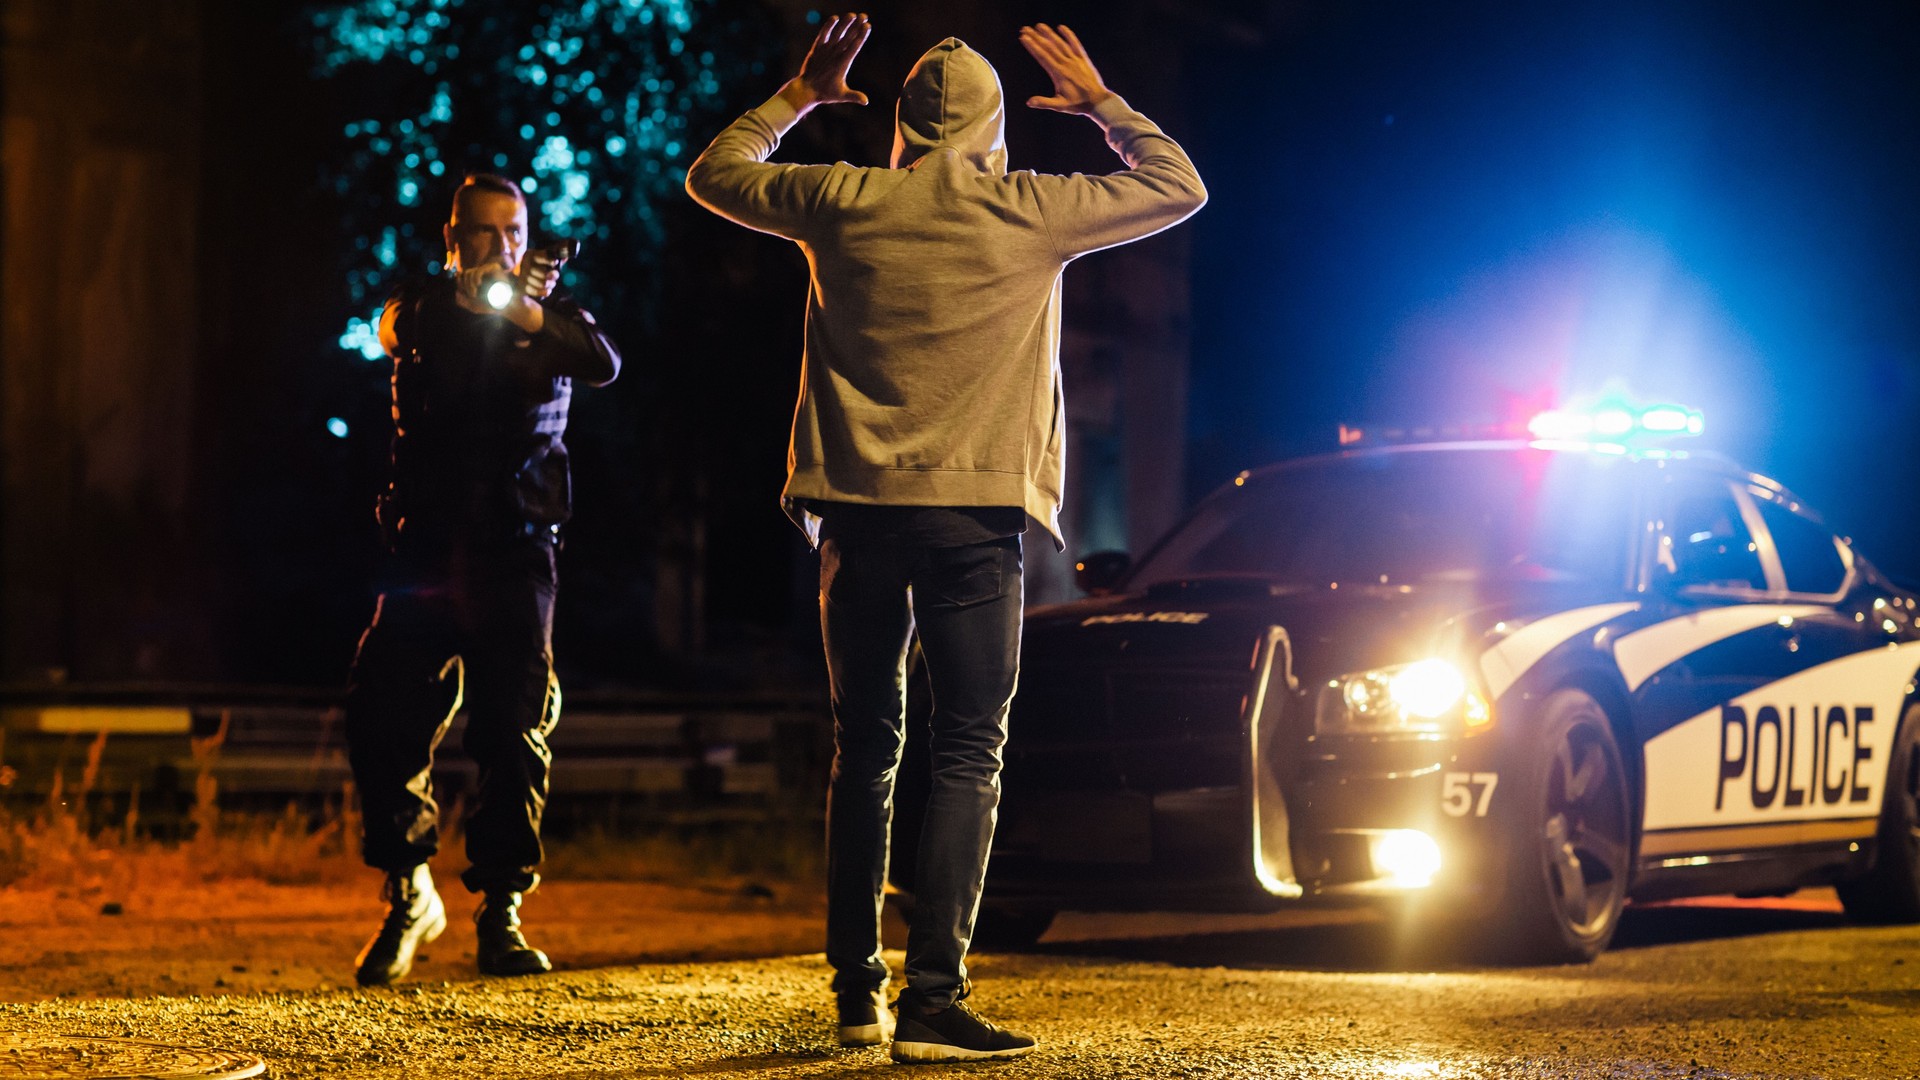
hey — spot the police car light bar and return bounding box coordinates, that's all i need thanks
[1337,421,1522,447]
[1338,403,1702,449]
[1527,404,1703,441]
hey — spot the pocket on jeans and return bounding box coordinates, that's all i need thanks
[920,545,1012,610]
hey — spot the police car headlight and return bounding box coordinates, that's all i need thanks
[1319,659,1492,735]
[1370,829,1443,887]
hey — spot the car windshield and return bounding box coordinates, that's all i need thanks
[1128,448,1638,589]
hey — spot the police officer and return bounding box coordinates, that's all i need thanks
[345,173,620,986]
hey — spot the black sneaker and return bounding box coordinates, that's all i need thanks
[836,988,894,1048]
[890,994,1036,1063]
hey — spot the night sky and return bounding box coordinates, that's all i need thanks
[1182,1,1920,573]
[107,0,1920,686]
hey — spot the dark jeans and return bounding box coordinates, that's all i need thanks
[344,537,561,895]
[820,535,1023,1007]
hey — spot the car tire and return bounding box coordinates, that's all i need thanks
[1837,702,1920,924]
[968,906,1056,952]
[1490,688,1633,964]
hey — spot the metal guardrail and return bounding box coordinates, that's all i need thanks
[0,685,834,826]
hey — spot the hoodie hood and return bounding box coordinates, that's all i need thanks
[890,38,1007,174]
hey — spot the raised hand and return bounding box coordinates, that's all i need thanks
[783,13,872,114]
[1019,23,1113,115]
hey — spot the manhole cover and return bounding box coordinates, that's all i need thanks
[0,1035,265,1080]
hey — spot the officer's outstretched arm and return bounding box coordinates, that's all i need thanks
[530,304,620,386]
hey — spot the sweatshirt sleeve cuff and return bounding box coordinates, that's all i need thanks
[1089,93,1137,128]
[754,91,804,135]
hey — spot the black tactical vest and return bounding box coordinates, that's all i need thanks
[377,277,575,550]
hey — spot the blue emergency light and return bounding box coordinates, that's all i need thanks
[1337,402,1705,450]
[1527,404,1703,441]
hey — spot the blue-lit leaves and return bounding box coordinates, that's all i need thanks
[530,135,593,230]
[312,2,413,68]
[339,316,386,359]
[324,0,741,249]
[539,34,585,68]
[543,173,591,227]
[344,266,387,306]
[313,0,777,353]
[533,134,575,172]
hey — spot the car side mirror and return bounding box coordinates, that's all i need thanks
[1074,551,1131,596]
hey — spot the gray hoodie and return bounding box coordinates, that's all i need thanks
[686,38,1206,549]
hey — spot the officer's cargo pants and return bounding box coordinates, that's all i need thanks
[344,535,560,895]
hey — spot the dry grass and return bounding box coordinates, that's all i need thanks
[0,720,363,891]
[0,724,822,893]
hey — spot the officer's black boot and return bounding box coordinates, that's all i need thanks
[475,891,552,976]
[354,864,447,986]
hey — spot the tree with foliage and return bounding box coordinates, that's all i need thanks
[308,0,780,351]
[305,0,792,682]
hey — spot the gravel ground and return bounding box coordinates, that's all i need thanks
[5,884,1919,1078]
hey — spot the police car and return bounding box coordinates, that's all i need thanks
[889,404,1920,963]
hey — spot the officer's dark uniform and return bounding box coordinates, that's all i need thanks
[345,275,619,897]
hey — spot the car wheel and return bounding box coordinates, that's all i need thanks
[1837,702,1920,924]
[969,906,1056,951]
[1493,688,1633,964]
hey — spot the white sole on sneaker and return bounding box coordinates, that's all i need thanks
[889,1040,1036,1063]
[837,1019,893,1048]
